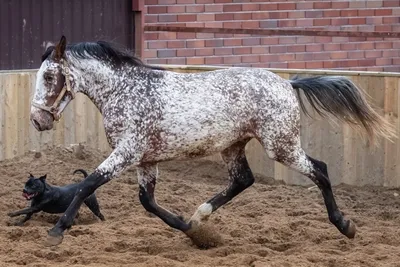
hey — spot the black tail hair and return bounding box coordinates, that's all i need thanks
[290,75,396,145]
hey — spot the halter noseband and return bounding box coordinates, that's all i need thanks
[31,58,75,121]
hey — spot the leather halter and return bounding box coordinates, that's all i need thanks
[31,58,75,121]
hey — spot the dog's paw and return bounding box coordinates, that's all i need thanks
[7,212,17,217]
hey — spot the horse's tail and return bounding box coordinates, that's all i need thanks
[73,169,88,178]
[290,75,396,146]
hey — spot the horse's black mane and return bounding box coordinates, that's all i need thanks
[41,41,164,70]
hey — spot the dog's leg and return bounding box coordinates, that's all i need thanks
[13,213,33,226]
[8,207,38,217]
[84,194,105,221]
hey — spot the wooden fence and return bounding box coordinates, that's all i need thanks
[0,66,399,187]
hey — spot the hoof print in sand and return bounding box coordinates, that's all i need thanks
[185,224,223,249]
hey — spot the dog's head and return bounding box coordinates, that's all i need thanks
[22,174,47,200]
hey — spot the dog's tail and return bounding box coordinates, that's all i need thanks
[73,169,88,178]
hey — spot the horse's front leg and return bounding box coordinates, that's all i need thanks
[46,147,132,246]
[137,164,190,231]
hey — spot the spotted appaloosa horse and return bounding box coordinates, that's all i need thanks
[30,36,395,248]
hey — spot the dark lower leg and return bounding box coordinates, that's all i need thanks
[308,156,355,238]
[138,165,190,232]
[48,172,109,237]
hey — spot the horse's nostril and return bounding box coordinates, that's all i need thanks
[31,119,41,131]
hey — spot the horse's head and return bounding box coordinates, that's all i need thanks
[30,35,75,131]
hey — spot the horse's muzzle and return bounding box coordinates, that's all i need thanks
[30,107,54,131]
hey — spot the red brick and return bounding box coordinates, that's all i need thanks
[314,18,331,26]
[215,48,233,55]
[376,25,392,31]
[176,0,194,3]
[348,51,365,59]
[196,0,213,3]
[223,21,242,28]
[146,58,167,65]
[260,3,278,10]
[204,4,223,12]
[144,32,158,41]
[252,12,271,20]
[376,58,393,65]
[295,53,313,61]
[339,60,359,68]
[393,58,400,64]
[341,43,357,50]
[349,17,366,25]
[296,36,315,43]
[167,58,186,65]
[314,2,332,9]
[242,21,260,28]
[288,62,306,69]
[251,47,269,54]
[331,18,348,26]
[280,54,296,61]
[215,13,234,21]
[288,45,306,52]
[375,8,393,15]
[383,0,400,7]
[177,49,195,57]
[186,5,204,13]
[224,39,242,46]
[296,2,313,9]
[383,16,400,23]
[260,54,279,62]
[145,15,158,23]
[234,12,253,20]
[148,41,167,49]
[157,49,176,58]
[270,46,287,53]
[242,55,260,63]
[306,61,324,69]
[158,32,177,40]
[223,4,242,12]
[177,14,196,22]
[323,10,340,17]
[357,42,375,50]
[313,52,331,60]
[315,36,332,43]
[330,51,348,59]
[205,39,224,47]
[242,3,260,11]
[158,0,176,3]
[340,9,358,16]
[288,11,305,19]
[260,20,278,28]
[196,32,214,38]
[186,40,205,49]
[349,1,366,7]
[215,0,230,3]
[234,47,252,55]
[145,0,158,5]
[167,41,185,49]
[270,62,288,68]
[187,57,204,65]
[223,56,241,64]
[261,37,279,45]
[278,3,295,10]
[323,61,340,69]
[332,1,349,8]
[279,20,296,27]
[195,48,214,56]
[176,32,196,39]
[306,44,323,52]
[365,50,382,58]
[143,50,157,58]
[167,5,185,13]
[383,66,400,72]
[269,12,288,19]
[358,9,375,16]
[358,59,376,66]
[148,6,167,14]
[243,38,261,46]
[159,14,177,22]
[376,42,393,49]
[324,43,341,51]
[205,57,223,65]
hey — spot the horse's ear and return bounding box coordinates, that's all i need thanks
[54,35,67,61]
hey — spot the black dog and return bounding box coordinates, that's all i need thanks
[8,169,105,226]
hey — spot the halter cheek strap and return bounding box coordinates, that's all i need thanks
[31,59,75,121]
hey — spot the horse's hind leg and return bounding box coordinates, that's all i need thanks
[189,139,254,226]
[262,134,356,239]
[84,194,105,221]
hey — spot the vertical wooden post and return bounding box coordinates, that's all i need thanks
[132,0,144,59]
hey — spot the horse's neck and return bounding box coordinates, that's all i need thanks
[70,59,116,112]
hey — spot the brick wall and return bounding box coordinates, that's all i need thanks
[144,0,400,72]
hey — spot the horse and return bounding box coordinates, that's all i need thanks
[30,36,395,248]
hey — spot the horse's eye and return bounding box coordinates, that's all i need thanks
[44,74,53,82]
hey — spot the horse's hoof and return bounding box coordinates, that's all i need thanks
[345,219,356,239]
[184,223,223,249]
[44,233,64,247]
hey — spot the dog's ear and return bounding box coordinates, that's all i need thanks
[39,174,47,181]
[29,173,34,177]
